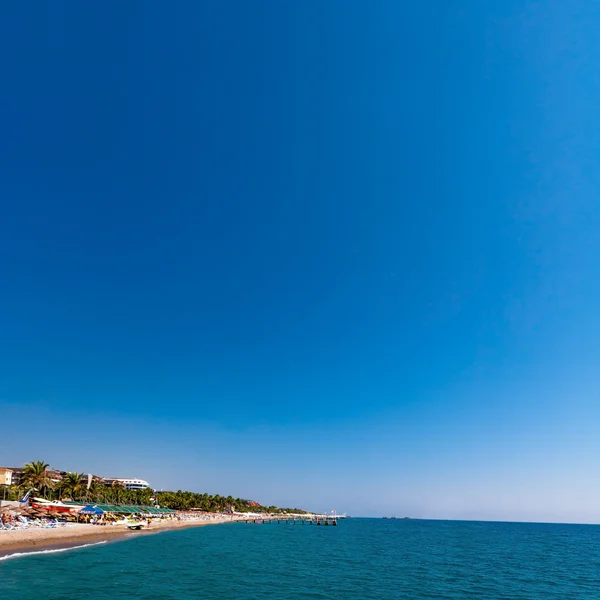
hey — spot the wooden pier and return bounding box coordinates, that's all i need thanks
[236,514,341,526]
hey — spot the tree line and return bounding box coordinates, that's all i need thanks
[0,460,307,514]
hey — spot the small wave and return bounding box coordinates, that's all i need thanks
[0,541,106,561]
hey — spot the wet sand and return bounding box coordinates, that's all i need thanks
[0,518,232,557]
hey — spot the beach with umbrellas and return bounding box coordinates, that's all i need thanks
[0,504,234,556]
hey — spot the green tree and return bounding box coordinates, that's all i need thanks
[58,472,86,500]
[21,460,53,498]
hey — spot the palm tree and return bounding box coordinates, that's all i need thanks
[87,479,104,503]
[21,460,53,498]
[58,472,86,500]
[111,480,125,504]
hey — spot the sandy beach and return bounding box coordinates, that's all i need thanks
[0,518,232,557]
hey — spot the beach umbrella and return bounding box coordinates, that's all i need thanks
[79,505,104,515]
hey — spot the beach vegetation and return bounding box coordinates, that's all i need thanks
[58,472,87,500]
[0,460,309,515]
[20,460,53,496]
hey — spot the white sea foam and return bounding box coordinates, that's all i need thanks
[0,541,106,561]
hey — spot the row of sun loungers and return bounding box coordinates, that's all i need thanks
[0,517,72,531]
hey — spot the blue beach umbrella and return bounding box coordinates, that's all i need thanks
[79,505,104,515]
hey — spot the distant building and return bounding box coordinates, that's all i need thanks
[2,467,62,488]
[0,468,13,486]
[103,478,150,491]
[47,470,63,484]
[8,468,23,486]
[85,474,104,485]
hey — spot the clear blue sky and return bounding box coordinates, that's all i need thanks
[1,1,599,522]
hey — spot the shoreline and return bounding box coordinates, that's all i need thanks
[0,518,232,558]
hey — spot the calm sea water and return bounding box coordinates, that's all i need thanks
[1,519,600,599]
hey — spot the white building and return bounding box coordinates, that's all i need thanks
[104,478,150,491]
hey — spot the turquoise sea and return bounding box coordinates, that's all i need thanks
[1,519,600,599]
